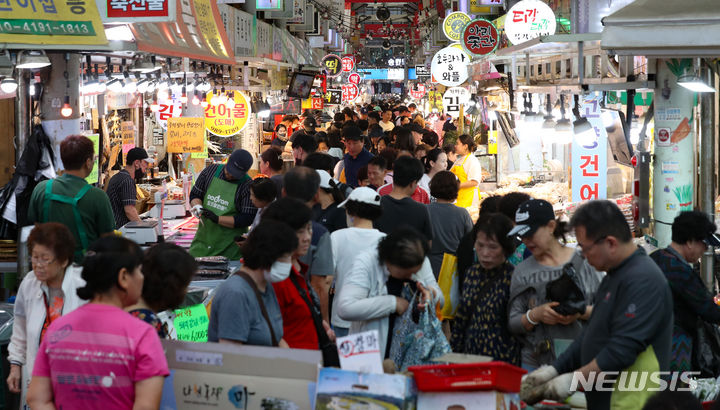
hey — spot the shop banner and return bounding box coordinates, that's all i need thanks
[443,12,470,42]
[130,0,234,65]
[168,117,204,153]
[234,8,254,57]
[155,98,183,129]
[322,54,342,78]
[0,0,107,46]
[571,95,607,203]
[204,91,251,137]
[323,89,341,105]
[85,133,100,184]
[286,0,305,24]
[98,0,176,23]
[443,87,470,118]
[254,19,272,58]
[342,83,359,103]
[348,73,360,84]
[341,55,355,73]
[431,46,469,87]
[461,19,498,57]
[504,0,556,45]
[470,0,501,13]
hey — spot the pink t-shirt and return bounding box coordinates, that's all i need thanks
[33,303,169,410]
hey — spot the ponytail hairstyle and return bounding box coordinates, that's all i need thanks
[323,178,346,204]
[260,147,283,172]
[422,148,444,173]
[77,236,144,300]
[457,134,477,153]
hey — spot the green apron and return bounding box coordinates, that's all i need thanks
[189,166,248,260]
[42,179,91,261]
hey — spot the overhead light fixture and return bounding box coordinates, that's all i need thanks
[136,78,149,93]
[60,95,73,118]
[225,91,235,109]
[554,94,571,132]
[158,88,169,101]
[192,91,200,106]
[131,55,159,73]
[572,95,596,145]
[16,50,51,69]
[150,91,160,112]
[217,86,227,104]
[257,99,270,118]
[542,94,556,128]
[0,76,18,93]
[201,94,208,108]
[180,86,188,104]
[678,73,715,93]
[106,78,123,92]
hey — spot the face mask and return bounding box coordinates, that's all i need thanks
[265,260,292,283]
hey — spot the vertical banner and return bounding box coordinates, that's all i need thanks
[571,94,608,203]
[653,59,696,247]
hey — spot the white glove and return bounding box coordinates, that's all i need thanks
[542,372,575,402]
[191,204,203,218]
[520,365,559,404]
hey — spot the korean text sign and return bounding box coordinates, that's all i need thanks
[431,46,469,87]
[203,91,251,137]
[571,95,607,202]
[462,19,498,57]
[0,0,107,45]
[505,0,556,45]
[173,304,209,342]
[322,54,342,77]
[168,117,205,153]
[106,0,172,20]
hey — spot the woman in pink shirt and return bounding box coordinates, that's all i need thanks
[27,236,169,410]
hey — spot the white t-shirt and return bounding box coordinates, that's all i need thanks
[454,153,482,183]
[418,174,431,196]
[379,121,395,132]
[330,227,386,329]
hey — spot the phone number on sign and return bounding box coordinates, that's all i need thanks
[0,19,96,35]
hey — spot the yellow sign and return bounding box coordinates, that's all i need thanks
[203,91,252,137]
[190,139,209,158]
[167,117,205,153]
[443,12,470,42]
[192,0,229,59]
[0,0,107,45]
[85,133,99,184]
[488,130,497,154]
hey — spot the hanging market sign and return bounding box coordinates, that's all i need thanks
[99,0,176,23]
[341,83,359,102]
[155,98,183,129]
[470,0,502,13]
[203,91,252,136]
[341,55,355,73]
[415,65,430,79]
[256,0,282,10]
[505,0,556,45]
[348,73,361,84]
[462,18,498,57]
[324,89,341,105]
[431,46,469,87]
[0,0,107,45]
[322,54,342,77]
[442,11,470,42]
[409,83,426,99]
[571,94,607,202]
[443,87,470,118]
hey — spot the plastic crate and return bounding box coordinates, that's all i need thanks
[408,361,527,393]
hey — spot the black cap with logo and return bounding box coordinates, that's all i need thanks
[508,199,555,238]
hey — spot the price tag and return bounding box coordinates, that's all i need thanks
[168,117,205,153]
[336,330,383,374]
[173,304,209,342]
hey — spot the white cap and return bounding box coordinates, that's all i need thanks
[338,187,382,207]
[316,170,338,189]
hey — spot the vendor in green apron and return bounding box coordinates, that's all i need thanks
[188,149,257,260]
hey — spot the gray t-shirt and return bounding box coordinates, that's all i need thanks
[300,224,335,277]
[507,251,602,368]
[208,274,283,346]
[427,203,473,278]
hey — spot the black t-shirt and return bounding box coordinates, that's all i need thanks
[312,203,347,233]
[374,196,434,242]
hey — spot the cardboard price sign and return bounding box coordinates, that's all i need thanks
[173,304,209,342]
[167,117,205,153]
[203,91,251,137]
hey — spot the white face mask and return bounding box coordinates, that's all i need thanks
[265,260,292,283]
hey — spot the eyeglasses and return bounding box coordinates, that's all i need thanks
[577,235,607,255]
[31,256,56,267]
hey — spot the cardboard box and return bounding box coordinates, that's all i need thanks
[161,339,322,410]
[314,368,417,410]
[417,391,521,410]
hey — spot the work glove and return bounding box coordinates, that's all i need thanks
[202,209,219,224]
[191,204,203,218]
[541,372,576,403]
[520,365,558,404]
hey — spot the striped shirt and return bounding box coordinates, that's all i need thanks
[190,164,256,228]
[106,169,136,228]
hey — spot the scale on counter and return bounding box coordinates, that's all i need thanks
[120,220,160,245]
[162,200,186,219]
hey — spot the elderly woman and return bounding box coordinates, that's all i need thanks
[7,223,86,406]
[451,213,520,365]
[208,220,297,347]
[28,236,168,410]
[337,227,444,357]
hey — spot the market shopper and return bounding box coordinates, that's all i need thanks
[450,214,520,365]
[27,135,115,262]
[418,148,448,196]
[291,131,318,166]
[7,223,86,406]
[313,170,347,233]
[128,243,197,338]
[259,147,285,197]
[271,123,289,149]
[336,227,443,357]
[521,200,674,410]
[330,188,385,338]
[27,236,169,410]
[451,134,482,209]
[508,199,601,370]
[427,171,473,277]
[248,177,278,232]
[188,149,256,259]
[379,109,395,132]
[498,192,533,265]
[367,155,389,190]
[207,220,295,347]
[649,210,720,372]
[334,125,374,188]
[106,147,155,229]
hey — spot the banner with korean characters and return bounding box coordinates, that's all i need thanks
[505,0,556,45]
[341,55,355,73]
[462,19,498,57]
[571,94,607,203]
[155,98,183,129]
[254,19,272,59]
[342,83,359,103]
[324,89,341,105]
[409,83,425,99]
[443,87,470,118]
[653,59,696,247]
[203,91,252,137]
[348,73,360,84]
[431,46,469,87]
[0,0,107,45]
[322,54,342,78]
[99,0,176,23]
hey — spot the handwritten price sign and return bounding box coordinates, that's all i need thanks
[336,330,383,373]
[167,117,205,153]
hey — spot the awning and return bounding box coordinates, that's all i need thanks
[602,0,720,56]
[129,0,234,65]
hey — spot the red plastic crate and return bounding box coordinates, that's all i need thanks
[408,361,527,393]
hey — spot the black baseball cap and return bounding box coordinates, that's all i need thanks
[126,148,154,165]
[508,199,555,238]
[303,116,317,130]
[225,149,253,179]
[360,107,368,115]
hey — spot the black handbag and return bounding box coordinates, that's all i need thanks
[545,253,587,316]
[692,320,720,377]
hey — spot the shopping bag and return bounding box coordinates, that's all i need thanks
[437,253,460,319]
[390,290,452,371]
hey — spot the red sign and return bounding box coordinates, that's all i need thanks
[342,83,359,102]
[462,19,499,57]
[348,73,361,84]
[108,0,170,17]
[341,56,355,73]
[409,83,426,99]
[312,97,324,110]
